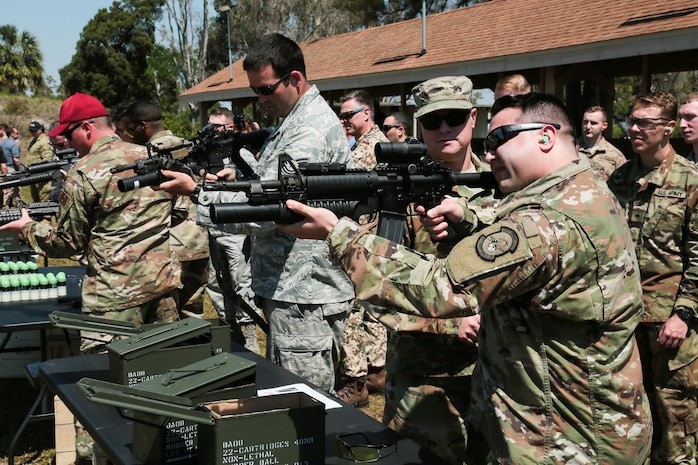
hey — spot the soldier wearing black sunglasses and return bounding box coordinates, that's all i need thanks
[278,92,652,465]
[158,33,355,394]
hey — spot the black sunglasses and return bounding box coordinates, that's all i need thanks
[484,123,561,152]
[250,73,291,96]
[336,433,397,463]
[339,107,365,121]
[625,116,669,131]
[419,110,471,131]
[381,124,401,132]
[63,121,85,141]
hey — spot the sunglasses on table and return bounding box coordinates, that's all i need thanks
[250,73,291,96]
[336,432,397,463]
[418,110,471,130]
[484,122,561,152]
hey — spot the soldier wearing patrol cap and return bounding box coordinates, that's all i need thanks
[374,75,498,465]
[279,92,652,465]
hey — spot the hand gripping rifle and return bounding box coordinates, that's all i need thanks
[206,142,498,243]
[0,198,60,225]
[0,148,79,190]
[110,125,271,192]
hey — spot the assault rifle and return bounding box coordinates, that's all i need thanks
[111,125,271,192]
[206,142,498,243]
[0,199,60,225]
[0,148,78,190]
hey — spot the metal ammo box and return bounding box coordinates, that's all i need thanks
[50,312,232,386]
[78,352,258,464]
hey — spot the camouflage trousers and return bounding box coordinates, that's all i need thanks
[383,374,488,465]
[173,257,209,319]
[79,293,178,353]
[261,297,351,394]
[637,322,698,465]
[341,301,387,378]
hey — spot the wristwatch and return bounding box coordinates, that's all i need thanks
[189,183,202,204]
[672,307,694,323]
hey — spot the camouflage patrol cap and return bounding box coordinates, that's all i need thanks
[412,76,474,118]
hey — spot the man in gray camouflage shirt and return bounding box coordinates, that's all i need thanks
[160,33,354,393]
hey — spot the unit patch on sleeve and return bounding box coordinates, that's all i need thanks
[476,226,519,262]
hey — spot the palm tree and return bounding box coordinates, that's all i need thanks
[0,25,45,94]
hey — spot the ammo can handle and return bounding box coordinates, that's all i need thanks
[50,311,143,336]
[76,377,215,425]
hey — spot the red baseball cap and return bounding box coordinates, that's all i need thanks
[48,93,108,137]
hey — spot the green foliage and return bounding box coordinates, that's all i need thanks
[60,0,166,108]
[148,44,181,112]
[163,109,197,140]
[0,25,46,95]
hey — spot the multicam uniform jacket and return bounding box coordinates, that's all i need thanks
[327,156,652,465]
[23,134,181,314]
[608,149,698,370]
[149,130,209,262]
[576,137,627,180]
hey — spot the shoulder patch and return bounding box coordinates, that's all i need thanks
[447,219,533,285]
[476,226,518,261]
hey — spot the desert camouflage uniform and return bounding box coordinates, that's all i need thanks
[608,149,698,465]
[24,133,54,202]
[22,134,181,353]
[378,155,498,465]
[350,124,386,169]
[341,125,389,381]
[150,129,210,318]
[576,137,627,181]
[327,156,652,465]
[198,85,355,392]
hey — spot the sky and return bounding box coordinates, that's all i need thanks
[5,0,126,85]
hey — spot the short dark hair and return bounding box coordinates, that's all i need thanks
[492,92,576,143]
[124,100,162,124]
[389,111,412,133]
[243,33,306,79]
[340,89,375,119]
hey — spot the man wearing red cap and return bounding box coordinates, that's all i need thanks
[0,92,182,351]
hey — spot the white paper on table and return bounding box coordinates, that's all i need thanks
[257,383,342,410]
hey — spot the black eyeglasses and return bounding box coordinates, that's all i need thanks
[336,433,397,463]
[381,125,400,132]
[339,107,366,121]
[419,110,471,131]
[63,121,85,141]
[625,116,669,131]
[484,123,561,152]
[250,73,291,96]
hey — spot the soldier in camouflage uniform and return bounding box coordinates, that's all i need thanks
[576,106,627,180]
[123,100,210,318]
[607,92,698,465]
[160,33,354,393]
[335,89,390,406]
[25,121,55,202]
[280,92,652,465]
[0,93,182,465]
[371,76,499,465]
[0,93,182,347]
